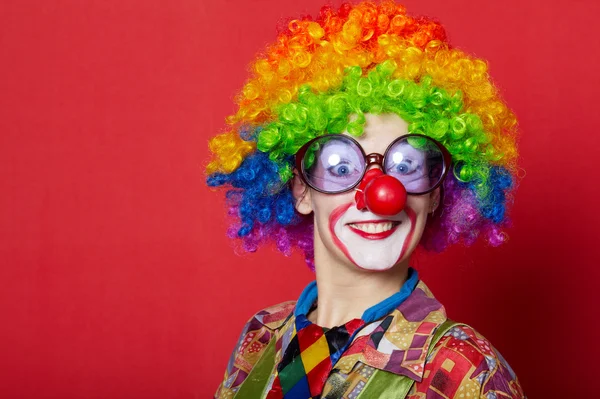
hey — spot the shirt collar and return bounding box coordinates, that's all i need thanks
[335,279,447,381]
[294,268,420,322]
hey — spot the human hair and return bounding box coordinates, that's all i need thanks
[206,1,519,270]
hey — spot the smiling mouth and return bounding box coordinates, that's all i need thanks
[347,220,401,240]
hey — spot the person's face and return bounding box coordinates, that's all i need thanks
[293,113,440,271]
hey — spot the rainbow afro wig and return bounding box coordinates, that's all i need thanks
[206,1,519,269]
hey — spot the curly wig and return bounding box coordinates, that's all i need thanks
[206,1,519,269]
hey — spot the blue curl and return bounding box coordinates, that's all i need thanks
[206,151,297,237]
[475,166,513,223]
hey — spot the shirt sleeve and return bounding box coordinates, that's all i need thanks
[214,315,276,399]
[411,325,526,399]
[477,332,527,399]
[214,317,253,399]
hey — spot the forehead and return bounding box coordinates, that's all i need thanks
[344,113,409,154]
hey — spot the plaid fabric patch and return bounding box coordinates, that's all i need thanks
[268,315,365,398]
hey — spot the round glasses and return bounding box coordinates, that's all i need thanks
[295,133,452,195]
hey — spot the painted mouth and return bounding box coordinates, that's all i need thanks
[347,220,401,240]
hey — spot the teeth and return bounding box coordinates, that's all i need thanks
[350,222,396,233]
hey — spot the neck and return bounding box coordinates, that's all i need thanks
[308,252,410,328]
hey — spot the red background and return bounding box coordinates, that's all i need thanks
[1,0,599,398]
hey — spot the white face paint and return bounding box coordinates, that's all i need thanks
[328,203,417,271]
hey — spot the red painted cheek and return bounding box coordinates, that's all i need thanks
[327,202,356,266]
[395,207,417,265]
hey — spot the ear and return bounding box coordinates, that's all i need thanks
[291,170,313,215]
[429,187,441,213]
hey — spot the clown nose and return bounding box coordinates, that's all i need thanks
[364,175,407,216]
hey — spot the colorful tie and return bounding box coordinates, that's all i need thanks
[267,315,365,399]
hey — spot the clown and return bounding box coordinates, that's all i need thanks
[207,1,525,398]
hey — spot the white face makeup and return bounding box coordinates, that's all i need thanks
[328,202,417,270]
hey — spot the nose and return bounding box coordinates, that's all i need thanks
[365,163,383,173]
[355,169,407,216]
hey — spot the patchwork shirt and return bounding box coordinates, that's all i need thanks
[215,280,526,399]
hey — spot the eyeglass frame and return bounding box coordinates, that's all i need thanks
[294,133,453,195]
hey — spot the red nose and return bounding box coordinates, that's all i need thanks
[355,169,407,216]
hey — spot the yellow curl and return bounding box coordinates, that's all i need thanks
[206,131,255,175]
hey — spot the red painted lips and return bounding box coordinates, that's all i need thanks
[347,220,401,240]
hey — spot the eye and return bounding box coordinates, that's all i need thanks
[328,162,356,177]
[392,159,419,175]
